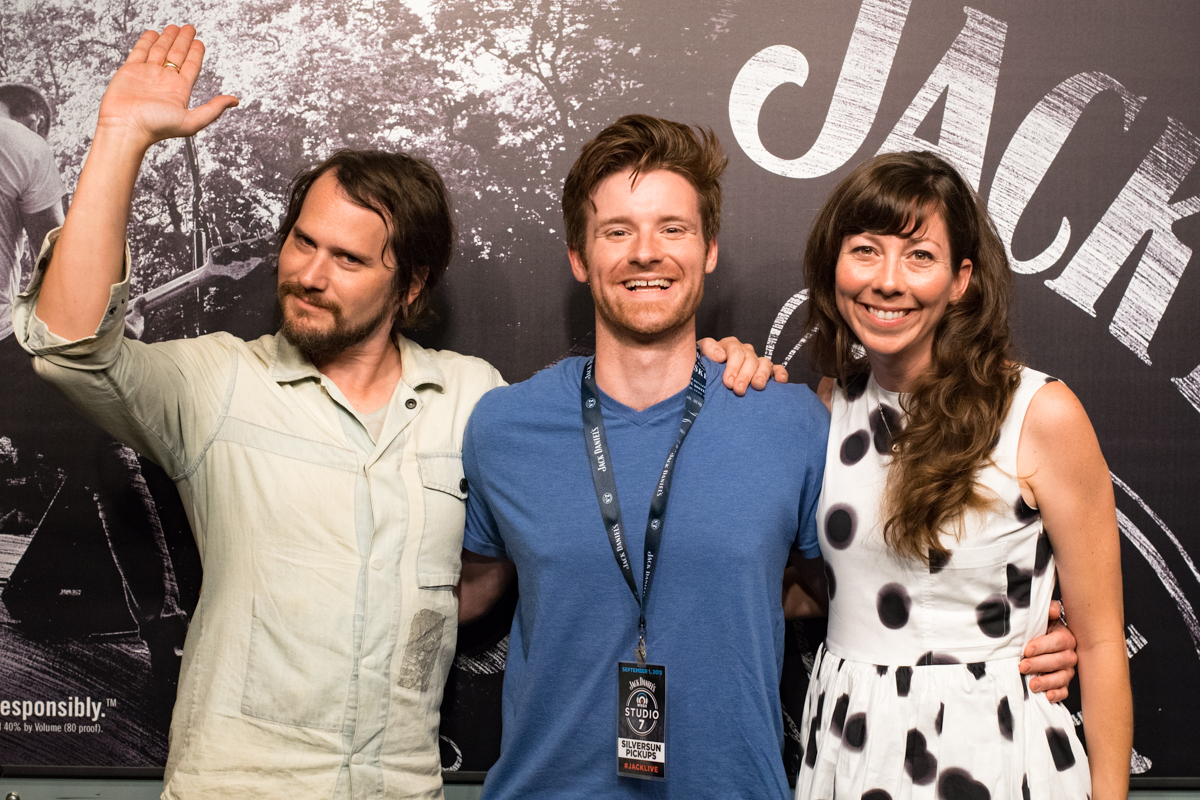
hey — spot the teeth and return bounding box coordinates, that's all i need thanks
[868,307,909,321]
[623,279,672,290]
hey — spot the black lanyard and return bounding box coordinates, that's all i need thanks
[581,351,707,665]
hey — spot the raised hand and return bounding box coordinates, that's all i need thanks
[98,25,238,148]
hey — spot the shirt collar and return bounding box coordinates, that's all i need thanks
[269,330,445,392]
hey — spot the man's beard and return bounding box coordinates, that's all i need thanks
[588,277,704,344]
[276,281,392,357]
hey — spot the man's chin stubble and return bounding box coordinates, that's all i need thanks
[275,296,390,358]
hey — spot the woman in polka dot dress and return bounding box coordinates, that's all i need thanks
[793,152,1132,800]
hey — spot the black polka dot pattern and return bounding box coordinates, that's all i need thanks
[1007,564,1033,608]
[1015,495,1039,523]
[840,429,870,465]
[928,548,951,573]
[967,662,986,679]
[904,729,938,784]
[825,505,857,550]
[843,713,867,749]
[895,667,912,697]
[1022,775,1030,800]
[863,791,893,800]
[876,664,888,676]
[935,702,944,735]
[1046,727,1077,770]
[1035,531,1053,574]
[829,694,849,737]
[1022,674,1030,701]
[937,768,991,800]
[976,595,1012,638]
[825,562,837,599]
[998,697,1014,740]
[845,371,870,399]
[804,721,818,767]
[870,404,902,454]
[876,583,912,629]
[917,652,960,666]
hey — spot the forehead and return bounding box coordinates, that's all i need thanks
[589,167,701,221]
[296,172,391,255]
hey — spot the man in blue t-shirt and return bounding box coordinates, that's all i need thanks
[458,115,829,799]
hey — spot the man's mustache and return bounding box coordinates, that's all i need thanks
[278,281,340,314]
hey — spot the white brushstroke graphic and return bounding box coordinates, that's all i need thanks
[991,72,1145,274]
[876,7,1006,191]
[1111,472,1200,588]
[1172,364,1200,415]
[730,0,912,179]
[1116,509,1200,660]
[1045,117,1200,364]
[452,634,509,675]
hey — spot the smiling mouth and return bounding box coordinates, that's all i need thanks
[864,305,911,321]
[623,278,673,291]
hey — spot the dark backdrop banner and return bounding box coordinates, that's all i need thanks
[0,0,1196,781]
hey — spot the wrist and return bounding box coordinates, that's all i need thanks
[91,117,156,155]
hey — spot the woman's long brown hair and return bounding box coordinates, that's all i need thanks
[804,151,1022,564]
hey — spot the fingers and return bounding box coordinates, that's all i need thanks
[179,38,207,84]
[772,364,789,384]
[146,25,182,68]
[748,356,774,391]
[165,25,197,71]
[125,30,159,65]
[1026,666,1075,697]
[181,95,240,136]
[696,337,726,363]
[721,339,752,394]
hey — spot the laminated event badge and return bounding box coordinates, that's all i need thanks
[617,661,666,780]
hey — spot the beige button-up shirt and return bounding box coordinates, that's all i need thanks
[13,235,504,799]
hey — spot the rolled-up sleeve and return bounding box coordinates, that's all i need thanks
[12,230,232,479]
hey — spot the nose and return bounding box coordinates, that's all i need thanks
[629,230,664,268]
[874,250,904,297]
[294,249,332,291]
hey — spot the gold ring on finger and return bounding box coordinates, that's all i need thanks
[163,60,180,70]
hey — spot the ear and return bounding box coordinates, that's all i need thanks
[568,248,589,284]
[950,258,972,303]
[704,238,718,274]
[405,268,428,306]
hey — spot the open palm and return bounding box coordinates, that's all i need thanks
[99,25,238,145]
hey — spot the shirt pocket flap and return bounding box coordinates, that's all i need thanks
[417,452,468,499]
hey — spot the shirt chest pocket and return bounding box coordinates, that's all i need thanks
[416,452,468,588]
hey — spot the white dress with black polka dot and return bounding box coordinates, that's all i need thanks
[795,368,1091,800]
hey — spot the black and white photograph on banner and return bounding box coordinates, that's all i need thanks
[0,0,1196,785]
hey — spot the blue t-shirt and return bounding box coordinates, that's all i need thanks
[462,357,828,799]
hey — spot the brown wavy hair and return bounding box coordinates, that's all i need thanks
[804,151,1022,563]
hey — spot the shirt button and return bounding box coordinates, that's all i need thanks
[405,398,417,409]
[351,753,365,765]
[459,478,469,493]
[371,557,384,570]
[361,655,376,670]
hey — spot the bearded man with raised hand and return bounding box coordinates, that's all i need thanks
[13,26,505,799]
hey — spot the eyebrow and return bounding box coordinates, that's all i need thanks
[292,224,377,263]
[594,214,696,228]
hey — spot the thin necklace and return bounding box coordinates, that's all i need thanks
[879,402,900,454]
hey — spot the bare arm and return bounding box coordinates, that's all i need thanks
[20,203,64,257]
[457,549,516,625]
[36,26,237,340]
[697,336,788,395]
[1020,381,1132,800]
